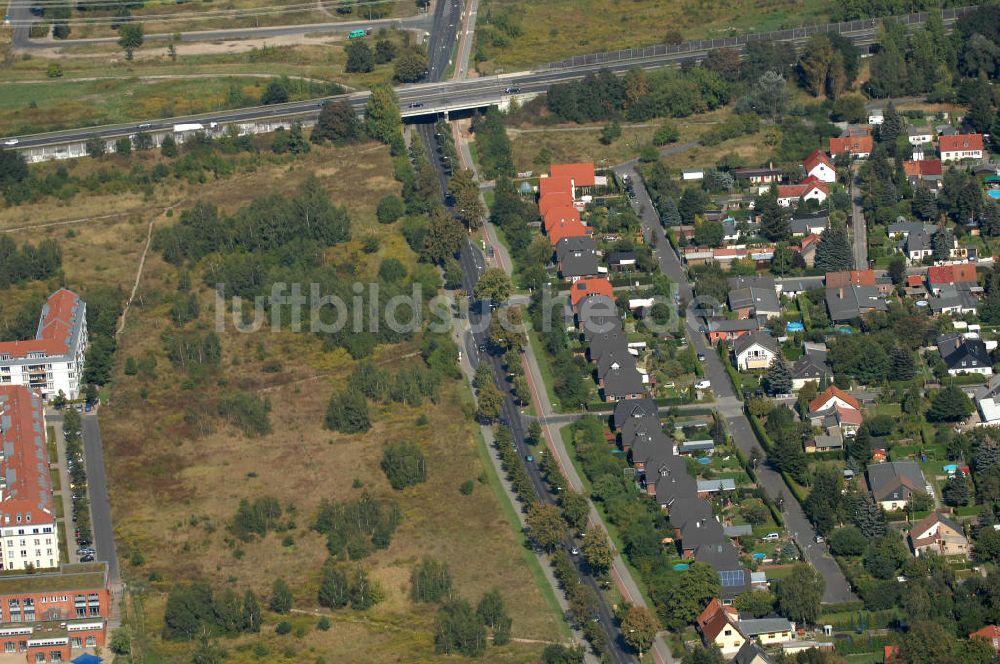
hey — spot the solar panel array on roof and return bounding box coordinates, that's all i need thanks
[719,569,746,588]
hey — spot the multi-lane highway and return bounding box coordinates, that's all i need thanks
[2,6,972,151]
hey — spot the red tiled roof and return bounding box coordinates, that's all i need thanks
[803,149,834,173]
[696,598,740,642]
[927,264,977,285]
[570,278,614,308]
[0,386,55,525]
[809,385,861,413]
[548,218,589,246]
[903,159,943,177]
[970,625,1000,642]
[835,405,863,426]
[829,135,873,156]
[799,233,821,250]
[550,162,596,188]
[538,175,574,198]
[940,134,984,153]
[544,207,581,233]
[906,274,925,287]
[776,183,829,199]
[539,191,574,216]
[0,289,82,360]
[826,270,876,288]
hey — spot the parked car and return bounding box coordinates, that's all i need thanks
[80,555,95,562]
[814,535,825,543]
[697,353,706,361]
[525,455,534,463]
[762,532,780,541]
[694,380,711,390]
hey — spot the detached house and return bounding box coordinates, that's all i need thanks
[900,229,933,263]
[927,264,977,293]
[829,135,873,159]
[697,599,745,657]
[775,183,829,207]
[969,626,1000,652]
[809,385,861,414]
[825,285,888,322]
[937,333,993,376]
[903,159,944,190]
[792,343,833,390]
[733,333,779,371]
[908,511,969,558]
[790,214,830,237]
[803,150,836,183]
[706,318,761,345]
[907,126,934,146]
[866,461,927,511]
[939,134,984,162]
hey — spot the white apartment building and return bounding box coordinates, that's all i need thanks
[0,291,88,401]
[0,386,58,571]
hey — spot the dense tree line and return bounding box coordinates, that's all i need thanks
[547,67,730,123]
[163,581,261,640]
[80,285,125,387]
[471,107,515,179]
[312,492,401,560]
[153,178,350,269]
[0,237,62,289]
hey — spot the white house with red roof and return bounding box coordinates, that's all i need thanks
[0,290,88,400]
[776,183,829,208]
[0,385,59,570]
[939,134,984,162]
[803,150,836,183]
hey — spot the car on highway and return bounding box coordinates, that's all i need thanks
[694,379,711,390]
[503,87,521,94]
[408,102,425,109]
[138,123,151,129]
[3,138,18,146]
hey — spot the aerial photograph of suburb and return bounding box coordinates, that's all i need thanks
[0,0,999,662]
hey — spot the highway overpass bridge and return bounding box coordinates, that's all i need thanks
[5,6,976,163]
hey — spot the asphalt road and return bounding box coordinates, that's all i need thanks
[850,162,870,269]
[6,0,433,50]
[416,7,633,654]
[81,413,120,585]
[616,163,857,604]
[3,12,957,148]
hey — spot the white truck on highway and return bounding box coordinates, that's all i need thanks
[172,122,218,133]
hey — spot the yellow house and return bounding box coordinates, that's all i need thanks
[697,599,746,657]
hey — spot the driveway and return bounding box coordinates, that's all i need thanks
[617,164,856,603]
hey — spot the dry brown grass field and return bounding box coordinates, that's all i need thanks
[0,140,563,662]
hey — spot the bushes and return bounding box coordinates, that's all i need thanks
[325,390,371,433]
[381,442,427,489]
[471,107,514,179]
[217,391,272,437]
[411,557,453,603]
[231,496,283,541]
[163,582,262,640]
[434,600,487,657]
[0,236,62,290]
[312,492,401,560]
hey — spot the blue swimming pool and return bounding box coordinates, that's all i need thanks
[989,190,1000,199]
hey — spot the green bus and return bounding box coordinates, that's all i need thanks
[348,29,367,39]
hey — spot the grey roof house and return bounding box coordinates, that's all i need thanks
[555,236,600,280]
[866,461,927,508]
[937,333,993,375]
[825,285,888,322]
[612,397,658,430]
